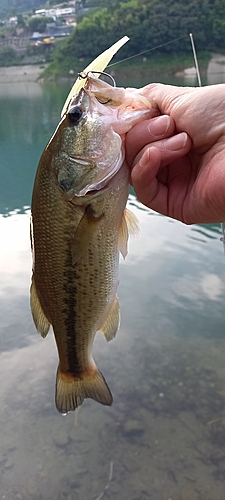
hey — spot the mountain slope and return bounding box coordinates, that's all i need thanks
[0,0,45,19]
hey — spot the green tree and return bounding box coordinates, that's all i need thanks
[27,16,54,34]
[210,0,225,49]
[47,0,224,75]
[17,13,26,28]
[0,46,21,66]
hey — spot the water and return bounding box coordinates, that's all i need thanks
[1,70,225,500]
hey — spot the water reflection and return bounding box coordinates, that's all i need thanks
[1,200,225,499]
[1,77,225,499]
[190,222,222,242]
[207,54,225,84]
[0,81,71,215]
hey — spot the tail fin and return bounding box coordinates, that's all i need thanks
[55,365,113,414]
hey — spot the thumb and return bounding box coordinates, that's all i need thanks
[140,83,194,120]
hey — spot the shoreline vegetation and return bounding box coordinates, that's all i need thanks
[1,0,225,86]
[0,52,212,84]
[0,52,224,84]
[41,51,211,81]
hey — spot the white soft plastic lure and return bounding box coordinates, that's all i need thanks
[61,36,129,117]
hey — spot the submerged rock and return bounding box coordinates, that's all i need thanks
[123,419,144,437]
[53,429,70,447]
[4,457,14,469]
[181,491,200,500]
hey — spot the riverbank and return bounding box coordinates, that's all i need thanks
[0,53,224,83]
[0,64,47,83]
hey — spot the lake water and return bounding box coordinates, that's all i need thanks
[1,69,225,500]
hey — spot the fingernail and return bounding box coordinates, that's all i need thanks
[139,148,150,168]
[165,132,187,151]
[148,115,170,137]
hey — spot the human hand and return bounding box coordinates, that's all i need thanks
[126,84,225,224]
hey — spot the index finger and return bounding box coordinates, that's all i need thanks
[126,115,175,167]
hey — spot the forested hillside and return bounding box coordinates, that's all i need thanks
[61,0,225,61]
[0,0,44,19]
[0,0,106,19]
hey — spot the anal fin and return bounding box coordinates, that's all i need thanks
[98,295,120,342]
[55,365,112,413]
[30,276,51,338]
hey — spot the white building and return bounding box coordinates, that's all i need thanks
[34,8,75,18]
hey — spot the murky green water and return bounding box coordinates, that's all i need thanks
[1,69,225,500]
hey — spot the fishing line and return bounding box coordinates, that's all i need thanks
[108,34,189,67]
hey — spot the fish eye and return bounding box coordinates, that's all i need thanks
[67,106,83,124]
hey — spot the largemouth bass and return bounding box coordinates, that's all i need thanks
[30,74,158,414]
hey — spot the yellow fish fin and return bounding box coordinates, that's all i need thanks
[55,365,113,413]
[30,276,51,338]
[99,295,120,342]
[71,205,104,265]
[124,208,141,237]
[61,36,129,117]
[118,208,141,259]
[118,211,129,259]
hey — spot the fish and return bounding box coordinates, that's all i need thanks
[30,71,159,414]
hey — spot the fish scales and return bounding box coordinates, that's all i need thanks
[30,74,159,413]
[32,154,127,362]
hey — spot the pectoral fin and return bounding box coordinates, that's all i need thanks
[71,205,104,264]
[118,208,140,259]
[98,295,120,342]
[30,276,51,338]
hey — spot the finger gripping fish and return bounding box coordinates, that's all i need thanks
[30,74,158,414]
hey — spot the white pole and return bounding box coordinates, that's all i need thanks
[189,33,202,87]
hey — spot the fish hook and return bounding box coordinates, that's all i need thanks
[78,70,116,104]
[78,70,116,87]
